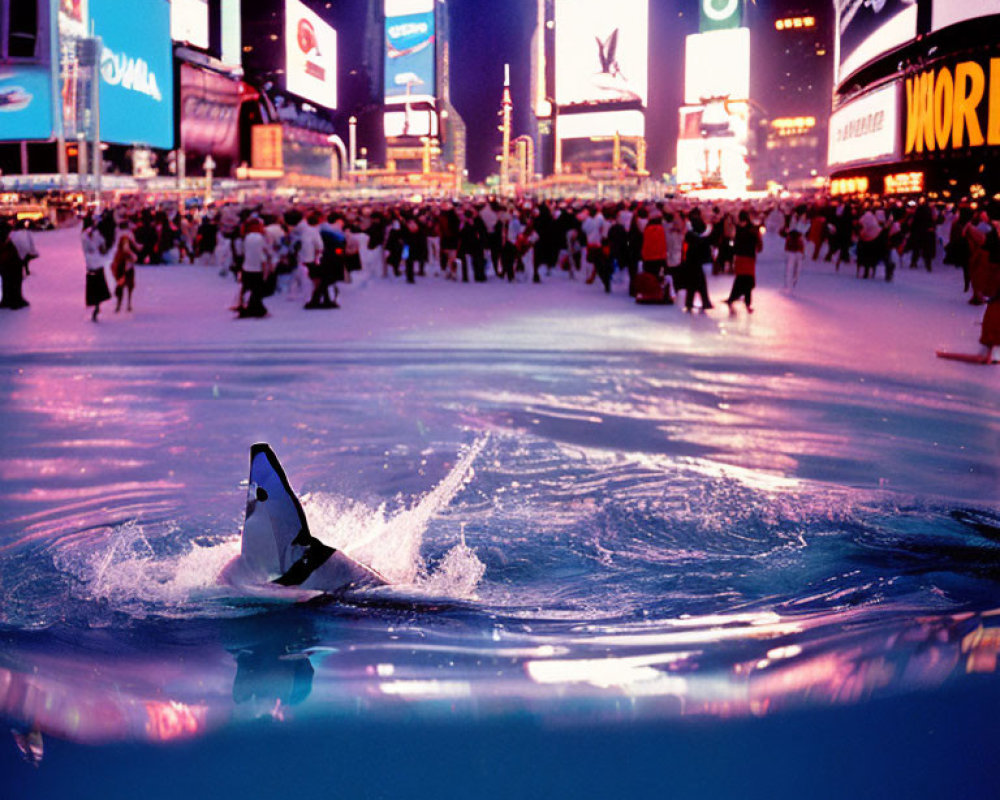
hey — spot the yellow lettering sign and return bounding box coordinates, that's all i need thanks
[953,61,985,148]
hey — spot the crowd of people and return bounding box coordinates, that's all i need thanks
[0,191,997,361]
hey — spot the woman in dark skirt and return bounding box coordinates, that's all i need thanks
[82,216,111,322]
[725,210,763,314]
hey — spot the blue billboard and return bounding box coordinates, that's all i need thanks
[0,66,54,141]
[90,0,174,149]
[384,10,436,104]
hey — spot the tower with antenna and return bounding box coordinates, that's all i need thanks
[499,63,513,195]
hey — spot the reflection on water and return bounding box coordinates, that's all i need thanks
[0,346,997,756]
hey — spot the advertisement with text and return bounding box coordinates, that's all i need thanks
[90,0,174,149]
[385,0,436,106]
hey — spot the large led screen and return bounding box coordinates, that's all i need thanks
[91,0,174,149]
[285,0,338,109]
[557,109,644,141]
[171,0,209,48]
[554,0,648,107]
[676,102,749,191]
[827,81,900,168]
[0,65,54,141]
[932,0,1000,32]
[384,108,438,139]
[684,28,750,105]
[385,0,436,106]
[836,0,917,87]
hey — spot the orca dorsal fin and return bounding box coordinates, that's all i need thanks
[241,444,333,583]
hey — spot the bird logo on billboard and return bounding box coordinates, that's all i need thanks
[591,28,640,102]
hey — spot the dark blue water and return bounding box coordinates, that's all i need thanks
[1,343,998,797]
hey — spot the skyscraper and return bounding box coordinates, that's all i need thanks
[750,1,833,189]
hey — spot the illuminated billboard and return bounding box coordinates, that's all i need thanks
[285,0,338,109]
[828,82,899,168]
[220,0,242,66]
[903,55,1000,157]
[835,0,917,87]
[384,108,438,139]
[0,66,54,141]
[676,104,749,191]
[171,0,209,48]
[385,0,436,106]
[179,63,241,172]
[684,28,750,105]
[699,0,742,32]
[932,0,1000,32]
[91,0,174,149]
[554,0,648,107]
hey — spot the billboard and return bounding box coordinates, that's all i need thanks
[676,104,749,191]
[932,0,1000,32]
[0,66,54,141]
[285,0,337,109]
[171,0,209,48]
[903,55,1000,156]
[384,0,436,105]
[828,81,900,167]
[91,0,174,149]
[384,108,438,138]
[554,0,648,107]
[700,0,742,32]
[684,28,750,105]
[179,63,241,172]
[221,0,242,66]
[59,0,89,37]
[835,0,917,87]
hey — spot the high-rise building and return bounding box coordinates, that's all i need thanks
[749,1,833,190]
[381,0,466,183]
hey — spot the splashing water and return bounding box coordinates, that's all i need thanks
[306,436,487,585]
[52,438,489,617]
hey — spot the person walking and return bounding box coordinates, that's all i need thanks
[2,219,36,309]
[82,216,112,322]
[682,208,714,312]
[110,220,138,312]
[237,218,273,318]
[781,205,810,290]
[725,210,762,314]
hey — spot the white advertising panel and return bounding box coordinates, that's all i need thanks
[171,0,209,48]
[285,0,337,109]
[221,0,242,67]
[932,0,1000,31]
[835,0,917,87]
[554,0,648,107]
[383,108,438,138]
[683,29,750,105]
[676,137,749,192]
[827,82,900,168]
[557,109,645,140]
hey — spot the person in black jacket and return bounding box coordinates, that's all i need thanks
[682,208,714,312]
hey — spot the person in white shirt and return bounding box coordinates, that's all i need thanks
[782,205,811,290]
[581,206,610,290]
[237,219,273,318]
[5,220,38,309]
[82,217,112,322]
